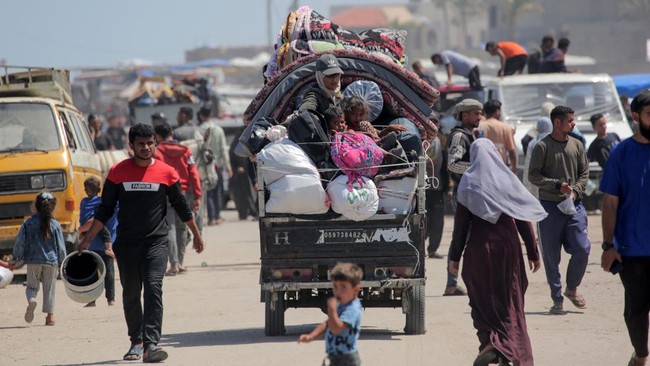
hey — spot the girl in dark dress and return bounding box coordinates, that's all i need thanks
[449,139,548,366]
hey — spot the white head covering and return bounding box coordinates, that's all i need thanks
[457,138,548,224]
[315,70,342,100]
[523,117,553,196]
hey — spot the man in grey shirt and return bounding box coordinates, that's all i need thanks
[431,50,481,90]
[528,105,591,315]
[173,107,204,143]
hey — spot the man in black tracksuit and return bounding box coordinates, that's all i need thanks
[79,123,204,363]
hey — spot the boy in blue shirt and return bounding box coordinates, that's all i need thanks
[299,263,363,366]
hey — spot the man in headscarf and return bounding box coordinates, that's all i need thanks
[449,138,546,366]
[528,106,591,315]
[443,98,483,296]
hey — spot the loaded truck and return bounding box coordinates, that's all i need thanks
[241,49,439,336]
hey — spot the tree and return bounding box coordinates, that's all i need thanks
[505,0,542,40]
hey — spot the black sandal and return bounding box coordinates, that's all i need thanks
[123,344,143,361]
[143,344,168,363]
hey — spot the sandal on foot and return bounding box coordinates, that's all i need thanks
[549,302,566,315]
[143,345,168,363]
[563,291,587,309]
[443,286,467,296]
[629,352,648,366]
[24,300,37,323]
[473,349,498,366]
[123,344,143,361]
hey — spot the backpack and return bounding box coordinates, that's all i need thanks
[181,127,219,191]
[287,110,336,181]
[330,132,384,188]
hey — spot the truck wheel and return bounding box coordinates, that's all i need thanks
[403,285,426,335]
[264,291,286,336]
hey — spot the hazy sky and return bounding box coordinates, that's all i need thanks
[2,0,406,68]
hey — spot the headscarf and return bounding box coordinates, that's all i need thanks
[315,70,342,101]
[523,117,553,196]
[457,138,548,224]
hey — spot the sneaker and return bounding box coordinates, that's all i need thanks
[24,299,37,323]
[107,300,116,306]
[549,302,566,315]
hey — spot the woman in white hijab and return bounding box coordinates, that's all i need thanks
[448,138,547,366]
[523,117,553,197]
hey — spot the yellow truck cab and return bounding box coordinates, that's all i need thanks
[0,66,102,254]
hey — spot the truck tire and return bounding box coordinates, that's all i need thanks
[264,291,286,336]
[403,285,426,335]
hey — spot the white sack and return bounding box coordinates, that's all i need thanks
[257,138,319,185]
[266,174,330,215]
[376,177,417,215]
[326,175,379,221]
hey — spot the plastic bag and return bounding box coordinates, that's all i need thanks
[327,175,379,221]
[557,194,577,215]
[343,80,384,122]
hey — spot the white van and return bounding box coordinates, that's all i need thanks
[481,73,634,172]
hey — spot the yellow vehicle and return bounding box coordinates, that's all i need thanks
[0,66,102,254]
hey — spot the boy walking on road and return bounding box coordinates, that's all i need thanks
[79,123,204,363]
[299,263,363,366]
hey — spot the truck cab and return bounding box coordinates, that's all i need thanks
[0,66,102,254]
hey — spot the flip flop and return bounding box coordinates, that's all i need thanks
[123,344,143,361]
[143,345,168,363]
[24,300,37,323]
[443,286,467,296]
[563,291,587,309]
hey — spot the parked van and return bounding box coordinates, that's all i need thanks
[0,66,102,254]
[482,73,633,172]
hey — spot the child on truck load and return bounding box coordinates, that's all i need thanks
[12,191,66,326]
[325,106,348,135]
[79,176,117,307]
[299,262,363,366]
[341,95,404,152]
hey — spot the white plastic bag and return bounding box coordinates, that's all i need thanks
[327,175,379,221]
[557,194,577,215]
[0,267,14,289]
[376,177,417,214]
[257,138,319,185]
[265,174,330,215]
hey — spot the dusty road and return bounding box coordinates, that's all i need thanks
[0,209,632,365]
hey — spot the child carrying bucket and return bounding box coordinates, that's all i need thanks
[79,176,117,307]
[12,191,66,326]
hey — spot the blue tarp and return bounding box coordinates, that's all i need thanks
[613,74,650,98]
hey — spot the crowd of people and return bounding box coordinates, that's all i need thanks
[419,84,650,365]
[1,50,648,366]
[419,35,578,91]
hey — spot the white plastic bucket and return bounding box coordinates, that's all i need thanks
[0,267,13,288]
[60,251,106,303]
